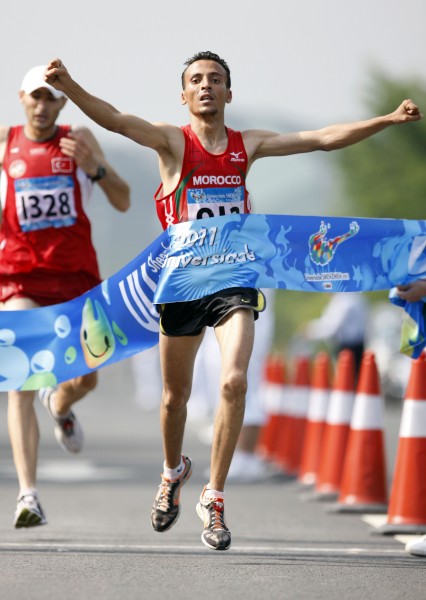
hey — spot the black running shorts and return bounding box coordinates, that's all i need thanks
[158,287,266,337]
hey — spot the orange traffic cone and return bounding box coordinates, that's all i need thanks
[276,355,310,475]
[298,352,332,486]
[256,354,286,461]
[314,350,356,500]
[334,351,387,513]
[377,353,426,534]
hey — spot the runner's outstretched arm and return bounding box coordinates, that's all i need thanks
[244,99,422,161]
[45,59,174,153]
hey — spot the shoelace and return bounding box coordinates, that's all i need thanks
[156,479,174,512]
[207,499,226,531]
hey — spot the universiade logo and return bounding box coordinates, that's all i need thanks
[308,220,360,266]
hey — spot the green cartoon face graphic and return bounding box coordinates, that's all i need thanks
[400,311,422,358]
[80,298,127,369]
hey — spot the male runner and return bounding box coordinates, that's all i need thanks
[44,51,422,550]
[0,65,130,527]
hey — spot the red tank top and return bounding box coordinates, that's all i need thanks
[0,125,99,278]
[154,125,251,229]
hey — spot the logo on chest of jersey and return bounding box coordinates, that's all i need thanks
[30,147,48,156]
[229,151,245,162]
[192,174,242,186]
[52,157,73,174]
[8,159,27,179]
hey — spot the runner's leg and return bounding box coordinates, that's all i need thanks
[210,309,255,490]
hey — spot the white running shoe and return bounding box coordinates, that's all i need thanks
[39,387,84,453]
[13,493,47,528]
[406,535,426,557]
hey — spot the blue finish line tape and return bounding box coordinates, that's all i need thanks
[1,213,425,391]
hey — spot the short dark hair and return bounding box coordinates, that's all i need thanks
[181,51,231,89]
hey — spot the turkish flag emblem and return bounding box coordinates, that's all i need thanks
[52,157,73,173]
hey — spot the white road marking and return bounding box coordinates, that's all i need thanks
[361,514,388,528]
[0,542,407,555]
[0,459,135,482]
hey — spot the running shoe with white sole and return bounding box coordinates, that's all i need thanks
[406,535,426,557]
[13,494,47,528]
[151,455,192,532]
[196,486,231,551]
[39,387,84,453]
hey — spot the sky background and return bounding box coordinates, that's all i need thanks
[2,0,425,276]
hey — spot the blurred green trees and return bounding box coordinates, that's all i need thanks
[273,72,426,353]
[336,71,426,219]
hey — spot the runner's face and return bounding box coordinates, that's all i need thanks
[20,88,66,134]
[181,60,232,116]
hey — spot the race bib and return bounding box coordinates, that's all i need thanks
[15,175,77,232]
[186,186,245,220]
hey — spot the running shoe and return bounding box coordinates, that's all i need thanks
[39,387,84,453]
[13,493,47,528]
[196,486,231,551]
[406,535,426,557]
[151,455,192,532]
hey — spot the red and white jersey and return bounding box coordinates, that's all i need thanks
[0,125,99,279]
[154,125,251,229]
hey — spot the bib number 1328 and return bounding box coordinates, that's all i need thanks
[15,175,77,232]
[20,191,72,220]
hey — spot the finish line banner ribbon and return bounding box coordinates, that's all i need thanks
[1,213,426,391]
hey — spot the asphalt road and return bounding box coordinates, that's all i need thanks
[0,359,425,600]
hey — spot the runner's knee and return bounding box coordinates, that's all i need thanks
[221,371,248,402]
[161,386,190,411]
